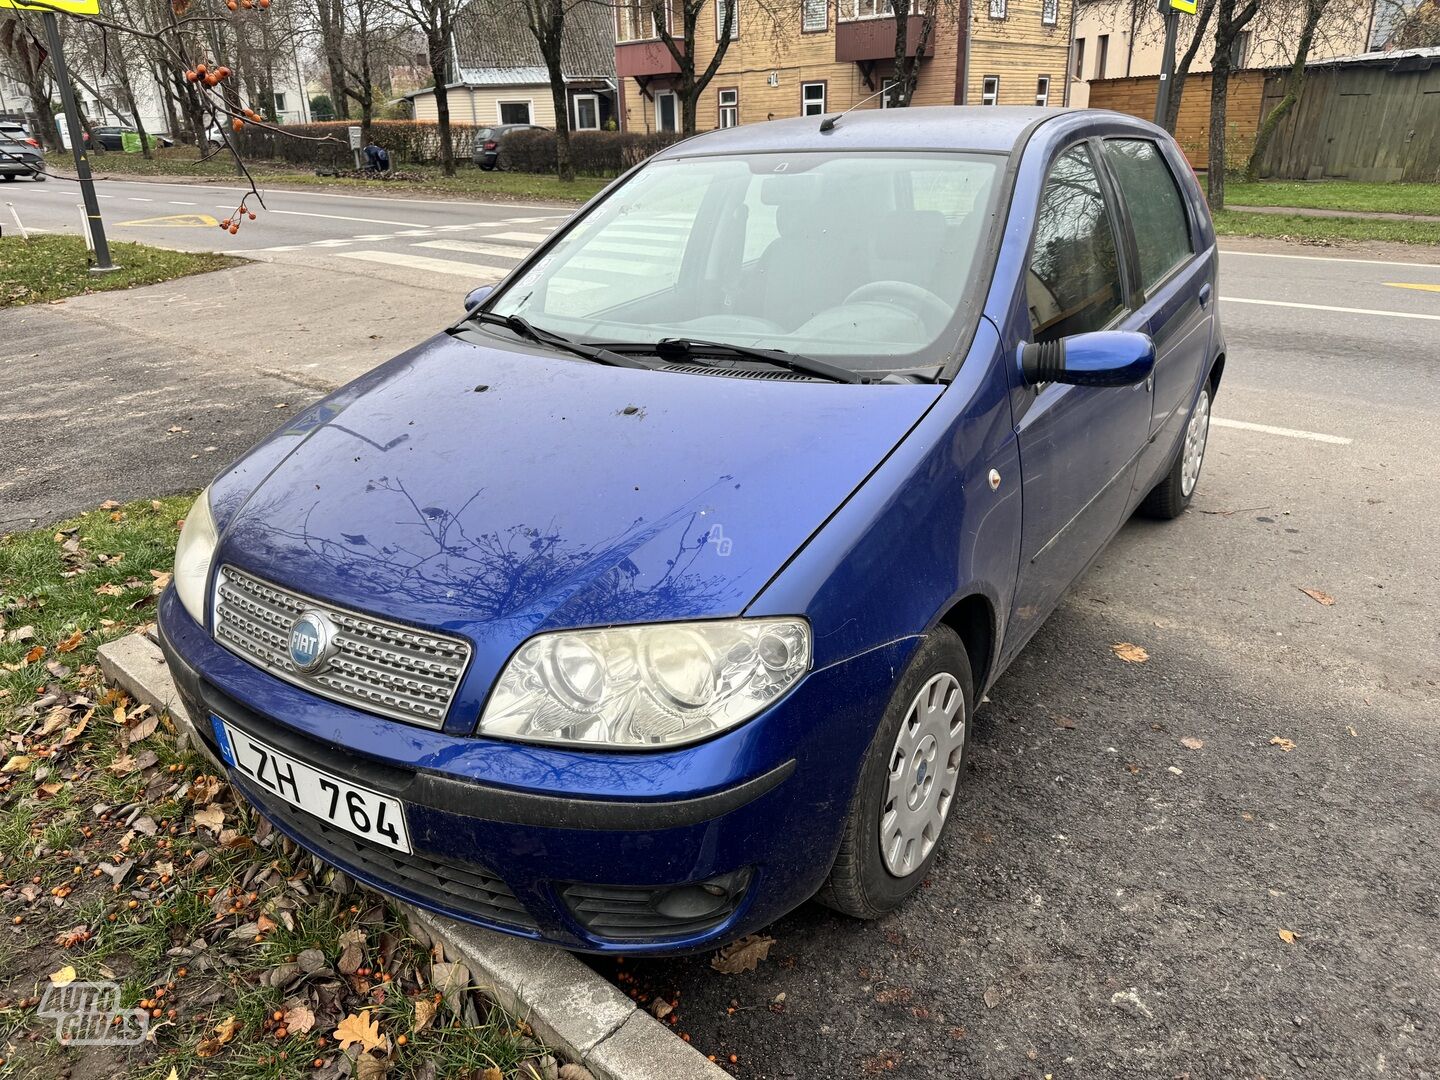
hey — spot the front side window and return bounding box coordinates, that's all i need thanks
[499,101,533,124]
[1101,138,1193,292]
[485,151,1004,374]
[801,81,827,115]
[1026,145,1125,342]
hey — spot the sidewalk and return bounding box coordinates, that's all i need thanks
[0,258,453,529]
[1227,203,1440,223]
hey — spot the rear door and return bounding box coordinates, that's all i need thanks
[1007,142,1152,646]
[1098,137,1212,493]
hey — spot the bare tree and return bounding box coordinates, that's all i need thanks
[1205,0,1262,209]
[643,0,737,133]
[1242,0,1337,178]
[514,0,575,180]
[887,0,942,107]
[1164,0,1216,132]
[383,0,461,174]
[0,16,61,150]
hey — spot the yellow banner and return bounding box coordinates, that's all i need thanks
[1170,0,1198,12]
[0,0,101,14]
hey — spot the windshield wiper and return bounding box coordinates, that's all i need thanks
[619,338,867,384]
[468,311,655,371]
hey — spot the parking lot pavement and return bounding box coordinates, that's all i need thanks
[585,251,1440,1078]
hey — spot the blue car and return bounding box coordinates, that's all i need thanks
[159,106,1222,953]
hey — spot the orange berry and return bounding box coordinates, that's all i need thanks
[228,225,239,234]
[272,1011,284,1022]
[195,62,207,75]
[247,211,256,220]
[185,70,197,82]
[396,1034,407,1046]
[232,119,244,132]
[275,1026,288,1039]
[217,66,230,79]
[204,75,217,87]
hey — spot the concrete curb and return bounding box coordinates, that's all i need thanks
[96,633,729,1080]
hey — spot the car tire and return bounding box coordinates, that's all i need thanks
[816,625,973,920]
[31,169,45,182]
[1139,377,1214,520]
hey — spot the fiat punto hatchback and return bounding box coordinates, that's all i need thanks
[159,107,1223,953]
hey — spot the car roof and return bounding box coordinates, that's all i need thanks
[655,106,1165,161]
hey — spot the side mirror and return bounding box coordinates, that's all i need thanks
[463,284,495,313]
[1018,330,1155,388]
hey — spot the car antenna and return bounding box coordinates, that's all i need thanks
[819,85,893,133]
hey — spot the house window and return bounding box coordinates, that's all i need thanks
[573,93,600,130]
[802,0,828,31]
[1041,0,1058,25]
[616,0,670,41]
[801,81,826,116]
[718,87,739,127]
[655,91,679,132]
[981,75,999,105]
[498,100,533,124]
[1096,33,1109,78]
[989,0,1006,19]
[1229,29,1251,67]
[716,0,737,38]
[273,92,288,113]
[840,0,924,18]
[1035,75,1050,106]
[1074,38,1085,78]
[881,78,899,107]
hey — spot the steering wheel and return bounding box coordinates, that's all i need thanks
[843,281,952,333]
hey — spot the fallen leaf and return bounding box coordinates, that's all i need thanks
[1278,928,1298,944]
[982,985,1002,1009]
[430,961,471,1015]
[214,1014,240,1044]
[49,965,78,986]
[1270,736,1297,752]
[5,625,35,643]
[1111,642,1149,663]
[412,997,437,1034]
[710,933,776,974]
[334,1009,387,1053]
[2,755,33,773]
[1346,725,1358,737]
[650,997,673,1019]
[194,805,226,834]
[357,1055,390,1080]
[283,1002,315,1034]
[1054,715,1076,730]
[188,774,222,804]
[99,500,121,510]
[480,1069,503,1080]
[108,753,139,776]
[150,571,172,595]
[1298,587,1336,607]
[23,644,45,665]
[95,582,127,597]
[1180,736,1203,750]
[56,629,86,653]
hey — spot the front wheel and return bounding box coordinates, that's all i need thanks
[1139,381,1212,519]
[816,625,973,919]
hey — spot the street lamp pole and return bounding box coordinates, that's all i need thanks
[1154,0,1179,128]
[41,9,117,271]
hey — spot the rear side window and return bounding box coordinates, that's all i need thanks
[1101,138,1193,292]
[1026,145,1125,343]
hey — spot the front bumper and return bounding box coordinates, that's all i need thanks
[158,587,914,953]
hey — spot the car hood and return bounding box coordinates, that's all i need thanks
[215,331,940,698]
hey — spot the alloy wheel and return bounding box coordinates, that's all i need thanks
[878,671,966,877]
[1181,388,1211,498]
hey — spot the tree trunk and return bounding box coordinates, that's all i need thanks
[22,67,60,151]
[1206,55,1229,210]
[428,26,455,176]
[1243,0,1321,181]
[1164,0,1215,133]
[315,0,350,119]
[544,57,573,181]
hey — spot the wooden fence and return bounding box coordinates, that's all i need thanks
[1087,71,1268,172]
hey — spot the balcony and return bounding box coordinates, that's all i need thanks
[835,15,933,63]
[616,39,684,79]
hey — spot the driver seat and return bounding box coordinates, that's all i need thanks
[866,210,949,296]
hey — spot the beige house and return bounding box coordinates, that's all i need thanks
[1068,0,1379,107]
[614,0,1075,134]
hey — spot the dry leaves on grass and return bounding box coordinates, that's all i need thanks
[1111,642,1150,663]
[55,629,86,653]
[193,804,226,834]
[411,997,437,1035]
[1298,587,1336,607]
[1270,736,1297,752]
[711,934,776,974]
[49,965,78,986]
[196,1014,241,1058]
[283,1002,316,1035]
[334,1009,389,1053]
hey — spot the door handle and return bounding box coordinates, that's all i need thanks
[1198,283,1213,308]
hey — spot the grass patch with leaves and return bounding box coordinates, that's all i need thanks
[0,235,238,308]
[1211,210,1440,247]
[52,150,610,205]
[0,498,559,1079]
[1225,181,1440,217]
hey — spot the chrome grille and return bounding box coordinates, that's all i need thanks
[213,565,470,729]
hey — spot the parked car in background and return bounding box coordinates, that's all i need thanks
[472,123,546,170]
[0,123,45,181]
[159,106,1223,955]
[92,125,175,151]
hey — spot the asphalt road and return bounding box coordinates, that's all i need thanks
[4,177,1440,1076]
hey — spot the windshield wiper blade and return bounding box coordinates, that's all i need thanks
[469,311,655,370]
[643,338,866,384]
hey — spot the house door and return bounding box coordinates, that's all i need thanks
[656,92,678,133]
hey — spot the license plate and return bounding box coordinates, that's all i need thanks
[213,717,411,854]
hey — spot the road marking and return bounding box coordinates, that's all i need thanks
[170,201,196,206]
[1219,249,1440,271]
[415,239,534,259]
[118,213,220,228]
[489,230,550,243]
[128,197,152,202]
[270,208,429,228]
[337,250,511,279]
[1222,296,1440,322]
[1383,282,1440,293]
[1212,418,1351,445]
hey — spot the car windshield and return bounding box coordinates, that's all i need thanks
[485,150,1003,373]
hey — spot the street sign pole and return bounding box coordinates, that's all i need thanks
[1154,1,1179,128]
[41,10,117,272]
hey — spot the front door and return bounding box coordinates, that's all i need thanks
[1007,143,1152,647]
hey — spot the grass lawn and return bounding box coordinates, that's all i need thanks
[0,497,551,1078]
[1,235,238,307]
[1225,181,1440,217]
[1212,209,1440,247]
[53,150,610,205]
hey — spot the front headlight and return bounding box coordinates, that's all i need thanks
[479,618,811,749]
[173,486,219,625]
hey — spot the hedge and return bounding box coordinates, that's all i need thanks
[233,119,483,168]
[499,129,684,176]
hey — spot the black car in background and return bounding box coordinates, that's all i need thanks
[0,123,45,181]
[92,126,176,151]
[472,123,546,170]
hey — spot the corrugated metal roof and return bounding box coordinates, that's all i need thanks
[454,66,551,86]
[451,0,616,80]
[1317,45,1440,66]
